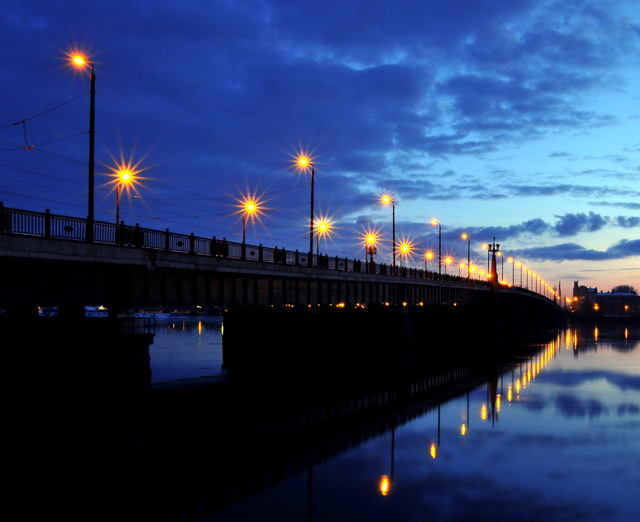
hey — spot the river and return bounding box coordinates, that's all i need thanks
[145,318,640,522]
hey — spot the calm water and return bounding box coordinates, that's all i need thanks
[149,320,640,521]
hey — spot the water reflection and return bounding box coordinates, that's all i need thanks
[140,323,640,521]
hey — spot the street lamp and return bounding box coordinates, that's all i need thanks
[461,233,471,282]
[366,233,377,269]
[115,168,132,225]
[425,251,433,271]
[381,195,396,268]
[243,201,257,245]
[71,54,95,242]
[399,242,411,265]
[444,256,452,275]
[316,220,330,255]
[298,157,315,260]
[431,220,442,275]
[508,258,515,288]
[482,243,490,272]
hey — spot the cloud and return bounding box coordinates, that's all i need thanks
[554,212,607,236]
[514,239,640,261]
[616,216,640,228]
[555,394,608,419]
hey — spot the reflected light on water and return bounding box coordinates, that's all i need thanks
[379,475,391,496]
[430,443,437,459]
[481,405,487,420]
[198,321,202,335]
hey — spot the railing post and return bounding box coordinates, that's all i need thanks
[295,250,299,266]
[0,202,4,235]
[259,244,263,262]
[44,209,51,239]
[165,228,170,252]
[190,232,195,254]
[86,215,93,243]
[135,223,141,247]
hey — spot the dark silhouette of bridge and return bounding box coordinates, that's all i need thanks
[1,204,563,320]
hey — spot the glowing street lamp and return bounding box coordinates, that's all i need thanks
[298,156,315,260]
[381,195,396,267]
[71,53,96,242]
[399,242,411,264]
[366,233,377,266]
[316,220,330,255]
[431,220,442,275]
[425,250,434,271]
[482,243,490,272]
[508,257,515,288]
[444,256,453,275]
[461,233,471,282]
[243,200,257,245]
[115,168,132,225]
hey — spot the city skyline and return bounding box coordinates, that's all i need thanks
[1,0,639,294]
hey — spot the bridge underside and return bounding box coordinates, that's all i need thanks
[1,256,476,310]
[1,236,480,310]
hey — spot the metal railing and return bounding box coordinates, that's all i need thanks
[0,202,502,289]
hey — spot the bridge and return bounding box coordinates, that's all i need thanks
[0,203,562,315]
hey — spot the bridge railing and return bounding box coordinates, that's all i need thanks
[1,203,512,292]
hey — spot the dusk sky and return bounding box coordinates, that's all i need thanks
[2,0,639,295]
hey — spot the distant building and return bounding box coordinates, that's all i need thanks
[572,281,640,317]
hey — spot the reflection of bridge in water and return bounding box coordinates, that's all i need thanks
[142,335,561,519]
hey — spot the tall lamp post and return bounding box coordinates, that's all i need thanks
[243,201,256,245]
[298,158,315,261]
[462,233,470,282]
[115,169,132,225]
[317,221,329,256]
[425,251,433,272]
[508,258,515,288]
[381,195,396,268]
[431,220,442,275]
[72,55,95,242]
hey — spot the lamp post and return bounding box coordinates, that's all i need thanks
[444,257,452,275]
[381,195,396,268]
[461,233,470,283]
[243,201,256,245]
[317,221,329,255]
[399,243,411,266]
[482,243,490,272]
[508,258,514,288]
[425,251,433,272]
[298,157,315,261]
[72,55,95,242]
[115,169,132,225]
[366,234,377,272]
[431,220,442,275]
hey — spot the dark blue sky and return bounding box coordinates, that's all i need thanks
[1,0,639,292]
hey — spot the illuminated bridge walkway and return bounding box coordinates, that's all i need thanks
[0,204,562,319]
